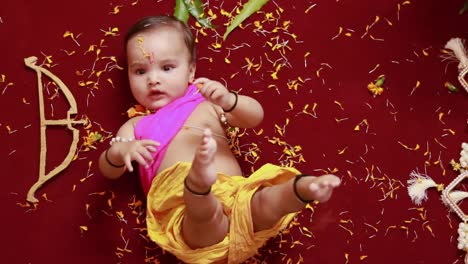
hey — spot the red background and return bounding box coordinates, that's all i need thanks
[1,0,467,263]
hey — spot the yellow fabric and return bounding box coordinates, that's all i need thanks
[146,162,300,264]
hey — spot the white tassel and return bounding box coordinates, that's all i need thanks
[407,171,441,205]
[442,190,468,209]
[444,38,468,93]
[445,38,468,71]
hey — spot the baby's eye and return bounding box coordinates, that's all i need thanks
[135,69,145,75]
[163,65,174,71]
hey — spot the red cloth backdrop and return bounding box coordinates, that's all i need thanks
[1,0,467,263]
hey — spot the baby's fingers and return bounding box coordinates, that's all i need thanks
[139,146,154,162]
[193,77,209,85]
[145,145,157,152]
[140,139,160,147]
[210,89,224,101]
[133,152,150,169]
[123,155,134,173]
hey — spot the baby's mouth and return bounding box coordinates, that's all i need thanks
[149,90,164,98]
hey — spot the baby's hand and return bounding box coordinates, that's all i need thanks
[193,77,234,110]
[112,139,160,172]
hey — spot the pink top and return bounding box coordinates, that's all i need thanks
[134,84,205,194]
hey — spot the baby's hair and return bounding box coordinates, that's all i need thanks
[125,15,196,63]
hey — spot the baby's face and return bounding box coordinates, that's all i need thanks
[126,26,195,110]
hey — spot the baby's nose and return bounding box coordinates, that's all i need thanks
[147,71,160,86]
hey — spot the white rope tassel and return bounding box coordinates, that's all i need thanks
[407,171,441,205]
[445,38,468,70]
[442,191,468,209]
[445,38,468,93]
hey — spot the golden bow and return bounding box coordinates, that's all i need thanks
[24,56,85,203]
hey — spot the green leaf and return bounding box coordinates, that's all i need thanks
[375,76,385,87]
[174,0,190,23]
[183,0,214,28]
[90,133,103,142]
[223,0,269,41]
[445,82,459,92]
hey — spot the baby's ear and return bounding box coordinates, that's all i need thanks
[189,63,196,82]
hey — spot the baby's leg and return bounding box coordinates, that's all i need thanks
[250,173,340,232]
[182,129,229,249]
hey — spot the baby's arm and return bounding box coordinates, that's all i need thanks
[194,77,264,128]
[98,117,159,179]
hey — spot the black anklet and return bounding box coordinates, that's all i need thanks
[293,174,315,203]
[184,177,211,196]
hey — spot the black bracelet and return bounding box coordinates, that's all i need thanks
[222,91,238,113]
[293,174,315,203]
[105,149,125,168]
[184,177,211,196]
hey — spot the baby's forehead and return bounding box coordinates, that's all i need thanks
[138,24,183,39]
[128,27,187,53]
[127,30,190,62]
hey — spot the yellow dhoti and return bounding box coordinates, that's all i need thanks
[146,162,300,264]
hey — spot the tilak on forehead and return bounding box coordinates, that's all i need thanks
[136,35,154,64]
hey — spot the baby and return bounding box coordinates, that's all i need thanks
[98,15,341,264]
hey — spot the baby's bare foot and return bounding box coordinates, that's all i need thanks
[295,174,341,203]
[185,129,217,195]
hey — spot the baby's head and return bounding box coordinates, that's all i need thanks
[125,16,196,63]
[124,16,197,110]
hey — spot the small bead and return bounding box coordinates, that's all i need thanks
[220,113,227,125]
[110,136,134,145]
